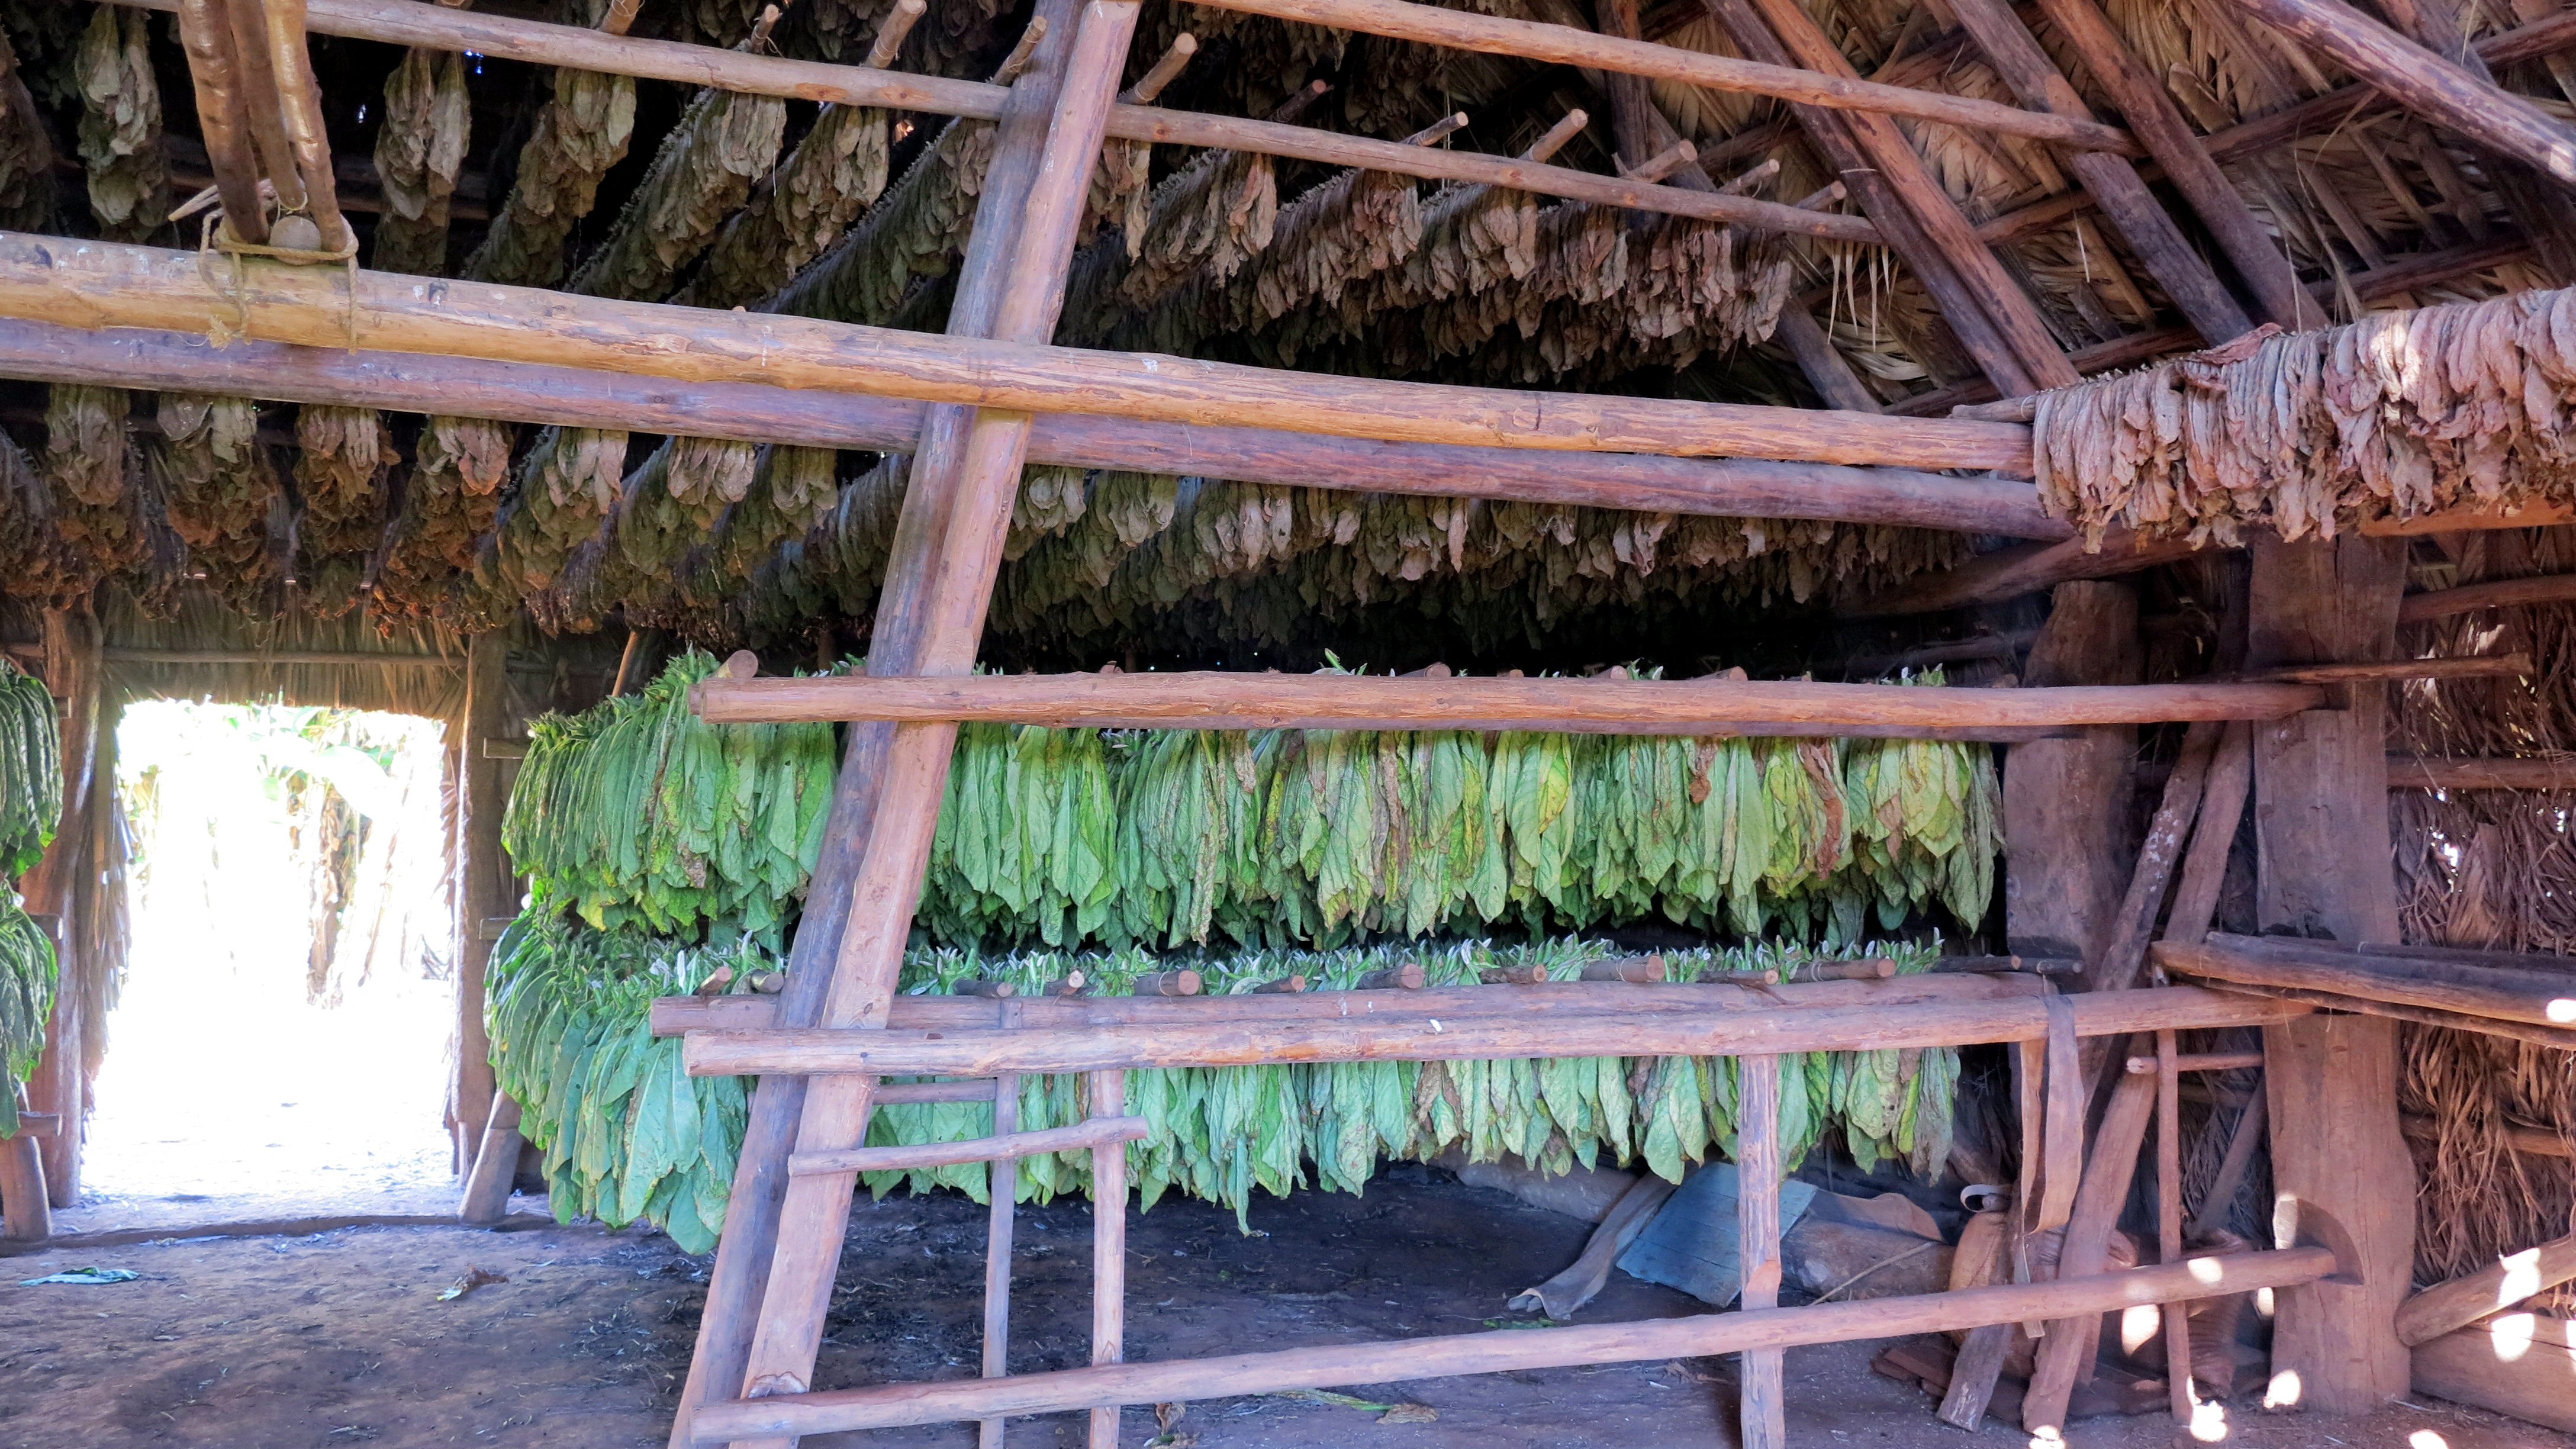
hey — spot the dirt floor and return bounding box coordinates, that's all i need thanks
[1,1166,2567,1449]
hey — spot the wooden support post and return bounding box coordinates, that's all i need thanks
[1942,0,2255,344]
[457,1092,524,1223]
[20,606,100,1207]
[719,7,1143,1444]
[1089,1068,1127,1449]
[1735,1054,1785,1449]
[982,1003,1020,1449]
[2155,1030,2195,1423]
[2247,532,2415,1414]
[2004,582,2141,975]
[2025,0,2322,330]
[449,631,507,1176]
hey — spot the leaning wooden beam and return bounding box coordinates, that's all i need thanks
[0,320,2068,537]
[2235,0,2576,191]
[0,236,2027,473]
[684,1247,2337,1441]
[1186,0,2133,150]
[687,671,2324,733]
[2387,755,2576,791]
[2156,933,2576,1031]
[2395,1231,2576,1348]
[120,0,1879,243]
[680,986,2312,1077]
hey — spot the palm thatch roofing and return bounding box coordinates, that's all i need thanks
[0,0,2565,672]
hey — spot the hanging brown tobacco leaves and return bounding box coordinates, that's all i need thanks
[673,104,891,311]
[463,427,630,627]
[372,48,471,275]
[41,384,147,578]
[673,443,841,619]
[292,406,400,618]
[0,28,54,231]
[795,0,1005,77]
[2033,286,2576,547]
[768,118,997,325]
[156,392,286,614]
[464,49,636,287]
[1059,147,1278,344]
[566,86,786,301]
[375,416,513,624]
[72,5,164,242]
[0,432,89,604]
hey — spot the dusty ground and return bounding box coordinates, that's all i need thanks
[1,1167,2565,1449]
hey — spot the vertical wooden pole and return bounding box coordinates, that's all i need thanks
[1089,1067,1128,1449]
[2022,1061,2158,1433]
[0,1126,49,1241]
[719,8,1142,1444]
[449,630,507,1176]
[2155,1029,2195,1422]
[664,0,1093,1431]
[20,606,99,1207]
[981,1003,1021,1449]
[2004,581,2142,978]
[1735,1054,1784,1449]
[2248,533,2414,1415]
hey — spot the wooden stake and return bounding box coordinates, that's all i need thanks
[980,1012,1017,1449]
[0,1131,49,1242]
[1736,1054,1785,1449]
[864,0,925,69]
[2186,1087,2265,1241]
[457,1093,524,1224]
[2022,1062,2157,1434]
[173,0,269,243]
[255,0,356,252]
[1116,31,1193,104]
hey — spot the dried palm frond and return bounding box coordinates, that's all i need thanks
[371,48,471,275]
[566,85,787,301]
[72,5,165,242]
[673,103,891,311]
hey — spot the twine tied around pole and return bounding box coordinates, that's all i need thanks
[194,210,362,350]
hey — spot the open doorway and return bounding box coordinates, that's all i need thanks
[75,700,458,1226]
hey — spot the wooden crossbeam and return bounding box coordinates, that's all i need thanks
[786,1116,1149,1176]
[0,236,2027,473]
[0,318,2067,536]
[680,987,2311,1077]
[686,670,2325,733]
[123,0,1879,243]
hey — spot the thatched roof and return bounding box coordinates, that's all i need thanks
[0,0,2562,665]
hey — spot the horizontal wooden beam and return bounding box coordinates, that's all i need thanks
[1837,529,2207,616]
[655,972,2049,1037]
[687,670,2324,735]
[123,0,1878,243]
[680,985,2310,1077]
[872,1078,1000,1105]
[2387,755,2576,791]
[2235,0,2576,191]
[2156,933,2576,1031]
[787,1115,1148,1176]
[0,319,2068,536]
[0,236,2030,473]
[1185,0,2135,153]
[685,1246,2337,1439]
[2245,651,2530,684]
[2400,572,2576,623]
